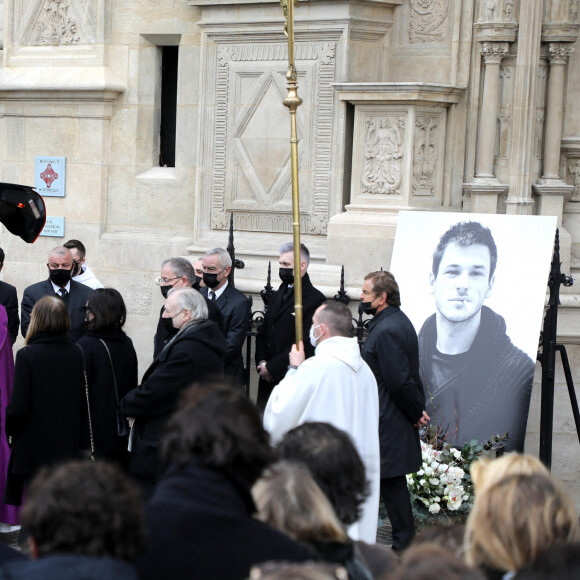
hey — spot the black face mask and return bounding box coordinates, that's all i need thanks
[49,268,72,287]
[279,267,294,285]
[360,300,378,317]
[160,285,173,299]
[203,272,221,289]
[71,262,82,277]
[192,275,202,290]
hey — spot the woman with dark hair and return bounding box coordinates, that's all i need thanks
[4,296,85,505]
[77,288,137,465]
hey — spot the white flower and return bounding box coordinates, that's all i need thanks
[452,467,465,480]
[416,469,424,476]
[429,503,441,514]
[463,495,469,501]
[429,478,440,485]
[431,460,440,470]
[446,485,464,511]
[424,466,433,477]
[434,496,441,502]
[451,448,462,459]
[419,479,426,486]
[436,463,448,474]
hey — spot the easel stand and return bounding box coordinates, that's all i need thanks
[538,229,579,469]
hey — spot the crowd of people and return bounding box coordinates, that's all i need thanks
[0,239,575,579]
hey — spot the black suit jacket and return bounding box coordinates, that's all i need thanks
[362,306,425,479]
[21,278,93,342]
[255,273,325,384]
[0,281,19,345]
[202,284,250,382]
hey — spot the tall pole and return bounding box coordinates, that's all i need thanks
[281,0,303,346]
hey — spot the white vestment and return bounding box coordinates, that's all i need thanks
[263,335,381,543]
[73,264,104,289]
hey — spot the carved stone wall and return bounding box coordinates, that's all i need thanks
[350,104,447,207]
[12,0,98,46]
[206,41,337,235]
[408,0,450,43]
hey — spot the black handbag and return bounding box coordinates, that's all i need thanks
[99,339,130,438]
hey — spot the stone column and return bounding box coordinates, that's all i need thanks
[533,43,575,225]
[475,42,508,178]
[542,43,574,179]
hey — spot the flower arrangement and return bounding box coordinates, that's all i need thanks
[406,435,508,526]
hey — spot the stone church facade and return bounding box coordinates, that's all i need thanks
[0,0,579,497]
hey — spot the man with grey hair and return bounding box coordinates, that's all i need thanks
[153,257,223,358]
[201,247,250,386]
[121,287,226,493]
[263,301,380,543]
[255,242,325,411]
[21,246,92,341]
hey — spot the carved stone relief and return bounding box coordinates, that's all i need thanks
[534,65,548,159]
[361,116,406,195]
[569,159,580,201]
[408,0,449,43]
[12,0,97,47]
[210,41,336,234]
[412,116,439,196]
[479,0,517,23]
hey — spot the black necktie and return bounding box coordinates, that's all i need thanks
[209,291,216,301]
[58,288,68,298]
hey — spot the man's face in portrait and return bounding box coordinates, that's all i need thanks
[429,242,495,323]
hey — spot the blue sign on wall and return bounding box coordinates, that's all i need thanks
[40,217,65,238]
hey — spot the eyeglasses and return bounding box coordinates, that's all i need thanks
[81,304,92,313]
[156,276,180,286]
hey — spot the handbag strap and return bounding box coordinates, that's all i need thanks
[76,343,95,462]
[99,338,120,405]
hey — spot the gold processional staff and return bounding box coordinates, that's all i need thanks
[281,0,303,346]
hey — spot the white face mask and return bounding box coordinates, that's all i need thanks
[309,324,323,348]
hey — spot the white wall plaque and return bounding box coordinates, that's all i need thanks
[35,156,66,197]
[40,216,65,238]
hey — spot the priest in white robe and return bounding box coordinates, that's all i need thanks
[263,301,380,544]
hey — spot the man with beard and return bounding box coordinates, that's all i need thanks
[21,246,92,341]
[360,270,428,551]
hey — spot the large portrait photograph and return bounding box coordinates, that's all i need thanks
[390,212,557,451]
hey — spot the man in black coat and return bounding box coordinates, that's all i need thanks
[0,247,19,345]
[255,242,325,411]
[153,256,223,358]
[20,246,92,342]
[121,288,226,493]
[360,271,429,551]
[201,248,250,386]
[135,385,310,580]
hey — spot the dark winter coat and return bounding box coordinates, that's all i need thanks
[0,555,138,580]
[120,319,226,482]
[77,328,138,464]
[255,273,326,384]
[362,306,425,478]
[135,459,311,580]
[4,332,85,504]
